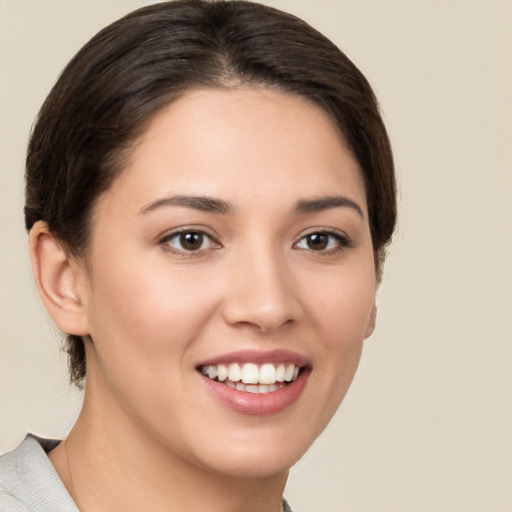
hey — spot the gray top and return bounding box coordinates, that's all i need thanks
[1,435,293,512]
[0,435,78,511]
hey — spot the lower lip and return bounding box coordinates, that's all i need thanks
[199,370,310,416]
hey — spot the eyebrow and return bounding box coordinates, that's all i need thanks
[139,195,233,215]
[138,194,364,218]
[294,196,364,218]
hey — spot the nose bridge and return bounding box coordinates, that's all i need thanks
[222,236,299,333]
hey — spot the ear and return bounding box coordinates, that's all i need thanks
[364,301,377,339]
[29,221,90,336]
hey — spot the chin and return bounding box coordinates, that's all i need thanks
[197,445,300,479]
[180,418,322,480]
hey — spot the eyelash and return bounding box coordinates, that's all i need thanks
[160,228,220,257]
[293,230,352,254]
[159,228,351,257]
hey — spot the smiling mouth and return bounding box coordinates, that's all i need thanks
[198,362,302,394]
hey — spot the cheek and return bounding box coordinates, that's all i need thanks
[307,263,376,343]
[304,259,376,393]
[83,252,221,427]
[294,272,373,446]
[85,250,217,369]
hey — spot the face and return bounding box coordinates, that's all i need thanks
[79,88,376,478]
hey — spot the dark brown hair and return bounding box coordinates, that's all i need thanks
[25,0,396,387]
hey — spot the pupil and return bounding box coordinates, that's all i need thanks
[180,232,202,250]
[308,233,328,250]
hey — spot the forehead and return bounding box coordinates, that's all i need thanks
[104,87,367,215]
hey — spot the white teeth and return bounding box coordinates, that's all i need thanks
[259,363,277,384]
[217,364,228,382]
[241,363,259,384]
[208,366,217,379]
[200,361,302,392]
[284,364,295,382]
[221,382,285,394]
[228,363,241,382]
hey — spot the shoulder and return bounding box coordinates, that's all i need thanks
[0,435,77,512]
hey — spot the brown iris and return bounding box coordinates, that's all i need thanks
[306,233,329,250]
[179,232,204,251]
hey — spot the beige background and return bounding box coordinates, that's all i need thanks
[1,1,511,511]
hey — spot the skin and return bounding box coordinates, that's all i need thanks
[31,88,377,512]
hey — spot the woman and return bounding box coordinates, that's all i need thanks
[0,1,396,511]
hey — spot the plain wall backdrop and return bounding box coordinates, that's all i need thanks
[1,1,511,511]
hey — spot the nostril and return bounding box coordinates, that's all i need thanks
[221,297,301,334]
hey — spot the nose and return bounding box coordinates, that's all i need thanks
[221,243,302,334]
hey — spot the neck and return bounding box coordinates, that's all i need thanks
[49,384,288,512]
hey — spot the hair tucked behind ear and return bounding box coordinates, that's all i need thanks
[25,0,396,387]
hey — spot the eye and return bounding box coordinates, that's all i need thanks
[161,230,218,253]
[294,231,349,252]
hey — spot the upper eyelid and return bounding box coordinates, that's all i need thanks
[158,225,220,242]
[295,227,350,241]
[156,226,351,248]
[158,229,221,258]
[294,228,353,250]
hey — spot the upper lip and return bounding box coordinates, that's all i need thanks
[196,349,310,368]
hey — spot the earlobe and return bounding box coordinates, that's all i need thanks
[364,301,377,339]
[29,221,90,336]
